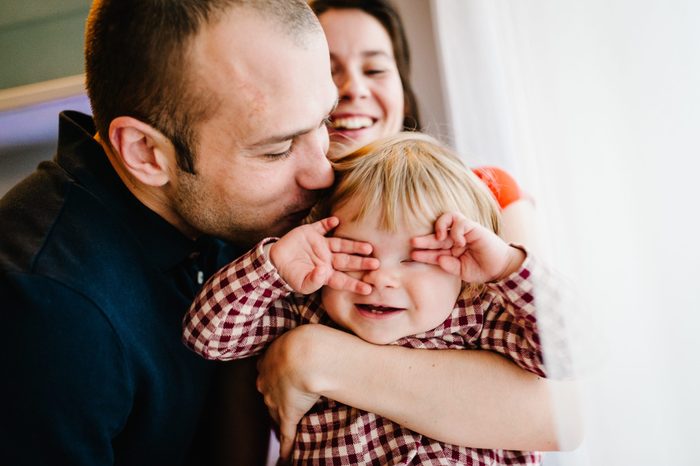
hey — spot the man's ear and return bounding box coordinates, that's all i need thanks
[108,116,176,187]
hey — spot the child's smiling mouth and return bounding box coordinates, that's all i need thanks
[355,304,405,317]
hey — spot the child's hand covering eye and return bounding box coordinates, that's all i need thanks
[269,217,380,295]
[410,212,526,283]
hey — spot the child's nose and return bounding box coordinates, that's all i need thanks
[362,267,400,289]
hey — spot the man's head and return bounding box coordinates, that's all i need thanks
[85,0,338,245]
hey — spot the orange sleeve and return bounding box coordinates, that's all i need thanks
[471,166,524,209]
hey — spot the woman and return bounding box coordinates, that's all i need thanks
[254,0,575,461]
[313,0,537,248]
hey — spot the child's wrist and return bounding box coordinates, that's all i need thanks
[264,239,291,284]
[495,245,527,281]
[266,240,281,270]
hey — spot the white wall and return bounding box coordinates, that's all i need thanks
[393,0,452,145]
[429,0,700,464]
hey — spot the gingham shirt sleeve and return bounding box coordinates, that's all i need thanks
[477,246,572,378]
[182,238,298,361]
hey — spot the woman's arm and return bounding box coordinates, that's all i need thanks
[257,324,582,459]
[502,199,539,250]
[472,166,538,251]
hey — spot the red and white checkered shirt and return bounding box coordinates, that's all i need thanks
[184,240,566,465]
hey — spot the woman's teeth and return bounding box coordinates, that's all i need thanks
[331,116,373,130]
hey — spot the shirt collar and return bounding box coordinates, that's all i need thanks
[55,111,198,271]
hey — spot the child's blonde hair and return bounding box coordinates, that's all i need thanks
[315,132,503,297]
[317,132,502,236]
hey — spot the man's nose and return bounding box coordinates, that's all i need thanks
[296,127,333,190]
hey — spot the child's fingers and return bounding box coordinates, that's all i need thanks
[449,217,470,247]
[332,253,380,272]
[292,266,330,295]
[410,249,452,264]
[411,234,453,250]
[433,213,456,241]
[450,245,469,259]
[433,212,473,246]
[307,266,332,290]
[411,250,463,277]
[461,219,485,245]
[326,271,373,295]
[437,255,462,276]
[310,216,340,235]
[327,236,373,256]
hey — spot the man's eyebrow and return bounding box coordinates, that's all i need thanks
[249,98,339,148]
[249,126,312,148]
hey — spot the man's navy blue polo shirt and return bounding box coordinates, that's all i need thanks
[0,111,246,465]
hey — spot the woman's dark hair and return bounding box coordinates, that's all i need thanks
[309,0,421,131]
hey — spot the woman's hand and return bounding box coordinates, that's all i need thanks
[411,212,526,282]
[256,325,330,462]
[269,216,379,295]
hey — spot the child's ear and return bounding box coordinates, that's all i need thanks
[108,116,176,187]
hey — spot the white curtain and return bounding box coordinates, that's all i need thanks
[431,1,700,465]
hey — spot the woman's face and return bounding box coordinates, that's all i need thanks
[319,8,405,159]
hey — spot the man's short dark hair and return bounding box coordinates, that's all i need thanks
[85,0,320,174]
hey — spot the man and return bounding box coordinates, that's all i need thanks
[1,1,337,464]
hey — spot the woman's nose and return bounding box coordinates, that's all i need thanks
[337,70,369,101]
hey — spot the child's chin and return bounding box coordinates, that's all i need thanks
[357,332,398,346]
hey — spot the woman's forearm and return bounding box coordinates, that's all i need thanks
[501,199,539,252]
[297,325,573,451]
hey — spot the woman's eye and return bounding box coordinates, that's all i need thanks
[365,69,386,76]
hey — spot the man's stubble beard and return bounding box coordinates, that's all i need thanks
[173,170,299,248]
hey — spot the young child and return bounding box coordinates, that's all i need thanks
[183,132,565,465]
